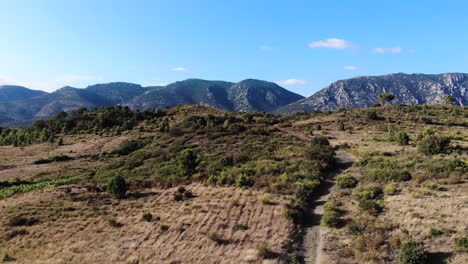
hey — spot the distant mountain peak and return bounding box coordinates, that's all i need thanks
[275,72,467,114]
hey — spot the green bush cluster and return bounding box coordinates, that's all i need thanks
[337,175,358,189]
[321,202,341,228]
[111,137,152,156]
[417,134,451,155]
[400,238,427,264]
[353,185,382,214]
[107,175,128,199]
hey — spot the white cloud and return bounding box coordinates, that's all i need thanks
[309,38,353,49]
[372,47,402,54]
[277,79,309,86]
[344,65,359,71]
[259,45,273,51]
[171,66,188,72]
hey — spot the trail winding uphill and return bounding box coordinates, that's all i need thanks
[275,125,357,264]
[304,151,356,264]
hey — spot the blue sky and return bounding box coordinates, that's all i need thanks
[1,0,467,95]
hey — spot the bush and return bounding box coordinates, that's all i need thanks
[107,175,128,199]
[417,135,450,155]
[235,173,254,187]
[2,254,15,262]
[337,176,358,189]
[177,149,198,178]
[455,237,468,252]
[33,155,73,164]
[256,243,274,259]
[383,183,398,195]
[142,212,153,222]
[307,136,335,170]
[112,138,151,156]
[400,238,427,264]
[294,180,320,206]
[234,223,248,231]
[321,202,340,228]
[358,199,380,213]
[107,218,123,227]
[259,194,270,205]
[367,111,379,120]
[396,131,410,145]
[338,121,345,131]
[7,215,39,227]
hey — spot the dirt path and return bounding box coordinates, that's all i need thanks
[275,125,357,264]
[304,151,356,264]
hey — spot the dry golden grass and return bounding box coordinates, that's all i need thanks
[0,184,294,264]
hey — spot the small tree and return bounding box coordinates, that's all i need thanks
[177,149,198,178]
[400,238,427,264]
[396,131,410,146]
[378,93,395,105]
[417,134,450,155]
[443,94,455,105]
[108,175,128,199]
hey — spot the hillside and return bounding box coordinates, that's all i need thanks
[0,86,46,102]
[0,104,466,263]
[0,79,303,126]
[128,78,304,112]
[276,73,468,114]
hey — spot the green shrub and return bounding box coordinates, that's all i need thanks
[396,131,410,145]
[107,175,128,199]
[177,149,198,178]
[7,215,39,227]
[33,154,73,164]
[363,156,411,182]
[256,243,274,259]
[400,238,427,264]
[367,111,379,120]
[112,138,151,156]
[142,212,153,222]
[234,223,248,231]
[2,254,15,262]
[259,194,271,205]
[337,175,358,189]
[107,218,123,227]
[294,179,320,206]
[307,136,335,170]
[424,181,440,191]
[338,122,345,131]
[235,173,254,187]
[417,135,450,155]
[321,202,340,228]
[455,237,468,252]
[383,183,397,195]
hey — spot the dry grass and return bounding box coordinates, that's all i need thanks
[0,184,294,264]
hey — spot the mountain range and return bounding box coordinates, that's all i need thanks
[275,73,467,114]
[0,79,303,126]
[0,73,466,126]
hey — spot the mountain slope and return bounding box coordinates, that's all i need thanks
[129,79,304,112]
[85,82,151,104]
[276,73,468,114]
[0,85,46,102]
[227,79,304,112]
[128,79,234,110]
